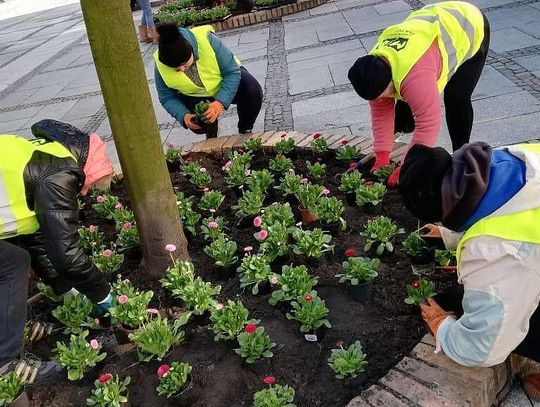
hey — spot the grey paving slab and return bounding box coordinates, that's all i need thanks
[0,50,27,68]
[287,39,362,63]
[0,118,29,133]
[227,41,268,60]
[472,66,521,100]
[282,10,310,21]
[532,1,540,12]
[345,9,410,35]
[329,57,360,85]
[239,28,269,44]
[514,55,540,77]
[0,105,42,122]
[309,2,339,15]
[289,48,359,73]
[22,99,79,127]
[374,0,412,16]
[294,104,371,133]
[292,90,367,117]
[243,59,268,89]
[472,90,540,123]
[21,84,66,103]
[60,95,103,121]
[284,29,320,50]
[519,21,540,40]
[360,35,378,52]
[289,65,334,95]
[335,0,381,9]
[489,28,540,53]
[317,23,354,41]
[0,89,36,109]
[55,84,101,98]
[484,5,540,31]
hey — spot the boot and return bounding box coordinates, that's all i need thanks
[524,374,540,401]
[147,26,158,45]
[138,25,151,44]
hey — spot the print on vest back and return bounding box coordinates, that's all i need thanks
[376,29,414,52]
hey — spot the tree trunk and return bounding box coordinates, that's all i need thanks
[80,0,189,276]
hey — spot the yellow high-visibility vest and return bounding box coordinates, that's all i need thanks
[370,1,484,99]
[154,25,240,97]
[0,135,75,238]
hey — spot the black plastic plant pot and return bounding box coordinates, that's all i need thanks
[345,193,356,207]
[9,390,30,407]
[351,280,373,302]
[408,249,435,265]
[243,358,271,375]
[276,301,292,314]
[215,265,236,281]
[304,326,326,343]
[172,374,193,400]
[193,310,211,327]
[343,371,368,389]
[95,332,120,358]
[255,280,271,296]
[115,324,138,344]
[271,253,290,274]
[362,202,383,215]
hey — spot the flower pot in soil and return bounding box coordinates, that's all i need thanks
[304,326,326,343]
[116,324,138,344]
[243,358,271,375]
[321,222,344,236]
[343,371,368,389]
[214,265,236,281]
[284,195,299,206]
[408,250,435,276]
[276,301,292,314]
[193,310,211,326]
[171,374,194,401]
[9,390,29,407]
[351,280,373,302]
[95,332,120,358]
[362,202,383,215]
[299,206,318,224]
[231,187,243,198]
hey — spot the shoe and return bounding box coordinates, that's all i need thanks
[0,358,63,385]
[138,25,152,44]
[147,26,158,45]
[239,129,252,134]
[523,374,540,401]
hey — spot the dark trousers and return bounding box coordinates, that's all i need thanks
[180,66,263,138]
[0,241,30,366]
[395,14,491,152]
[515,304,540,363]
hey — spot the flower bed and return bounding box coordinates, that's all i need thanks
[155,0,231,27]
[26,136,462,406]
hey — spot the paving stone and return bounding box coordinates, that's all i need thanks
[484,5,540,31]
[0,118,29,133]
[242,59,268,89]
[472,66,521,100]
[514,54,540,77]
[0,105,42,122]
[60,95,103,121]
[289,65,334,95]
[344,9,409,35]
[0,88,36,109]
[471,111,540,147]
[309,2,338,15]
[360,35,378,53]
[317,24,355,42]
[490,27,540,53]
[329,56,361,86]
[374,0,412,15]
[284,29,319,50]
[227,41,268,60]
[287,39,363,65]
[472,90,540,123]
[238,28,269,44]
[345,396,371,407]
[292,90,367,116]
[23,99,79,127]
[294,104,371,134]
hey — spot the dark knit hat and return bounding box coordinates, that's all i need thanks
[398,144,452,222]
[156,22,193,68]
[348,55,392,100]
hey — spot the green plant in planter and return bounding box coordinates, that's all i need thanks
[355,183,387,207]
[403,231,430,257]
[176,277,221,315]
[194,100,210,124]
[175,191,195,209]
[335,143,360,162]
[160,260,195,296]
[112,208,135,232]
[291,227,334,258]
[156,362,192,399]
[180,160,201,178]
[117,221,140,250]
[256,223,289,260]
[0,371,25,405]
[242,137,263,152]
[79,225,104,252]
[201,216,227,241]
[224,161,249,188]
[327,340,368,379]
[92,247,124,275]
[165,144,181,164]
[274,137,295,156]
[435,249,456,267]
[235,324,276,364]
[247,169,274,194]
[305,161,326,179]
[295,183,324,213]
[405,278,437,305]
[286,291,331,333]
[232,189,264,222]
[269,155,294,173]
[274,172,303,197]
[177,205,201,236]
[339,170,365,194]
[237,253,275,295]
[198,190,225,212]
[310,135,328,156]
[92,194,119,219]
[373,163,396,183]
[87,374,130,407]
[336,257,380,286]
[210,300,259,341]
[130,313,191,361]
[37,282,63,302]
[360,216,404,255]
[269,265,318,306]
[253,379,297,407]
[227,149,253,167]
[203,235,238,267]
[189,167,212,190]
[261,202,295,228]
[52,295,98,334]
[55,331,107,381]
[314,196,346,230]
[108,289,154,329]
[111,277,139,298]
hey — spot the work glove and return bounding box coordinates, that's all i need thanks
[370,151,391,174]
[183,113,201,130]
[203,101,224,124]
[420,298,454,336]
[95,292,113,316]
[387,165,401,188]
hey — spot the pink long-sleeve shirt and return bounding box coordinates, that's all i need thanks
[370,40,443,154]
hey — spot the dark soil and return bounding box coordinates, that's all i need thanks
[28,149,461,407]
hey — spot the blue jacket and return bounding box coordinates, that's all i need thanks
[155,28,241,124]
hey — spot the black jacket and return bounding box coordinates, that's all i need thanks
[8,120,109,302]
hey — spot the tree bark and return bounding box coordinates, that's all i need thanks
[80,0,189,276]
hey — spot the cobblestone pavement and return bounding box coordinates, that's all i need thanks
[1,0,540,405]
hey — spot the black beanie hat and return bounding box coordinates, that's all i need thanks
[348,55,392,100]
[156,22,193,68]
[398,144,452,222]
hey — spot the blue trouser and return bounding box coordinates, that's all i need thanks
[136,0,154,28]
[0,241,30,366]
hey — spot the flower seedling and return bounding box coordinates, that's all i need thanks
[314,196,347,231]
[405,278,437,305]
[238,253,275,295]
[117,222,140,250]
[403,230,433,260]
[286,292,331,335]
[355,183,387,207]
[36,282,63,302]
[92,247,124,275]
[247,169,274,194]
[55,331,107,381]
[175,276,221,315]
[336,257,380,285]
[52,295,98,334]
[193,100,210,125]
[156,362,192,399]
[108,289,154,329]
[261,202,295,228]
[92,194,119,219]
[86,374,130,407]
[78,225,104,252]
[435,249,456,268]
[373,163,396,183]
[0,371,25,405]
[360,216,404,255]
[253,377,297,407]
[274,137,295,156]
[165,144,181,164]
[256,222,290,261]
[112,208,135,232]
[179,206,201,236]
[224,162,249,188]
[327,341,368,379]
[201,216,227,241]
[235,324,276,364]
[291,227,334,258]
[274,172,302,197]
[180,160,201,178]
[227,149,253,167]
[305,161,326,179]
[310,135,328,156]
[232,189,265,222]
[210,300,259,341]
[335,144,360,162]
[339,170,365,194]
[295,183,324,214]
[269,155,294,174]
[189,167,212,190]
[242,137,263,153]
[203,235,238,268]
[198,190,225,212]
[160,260,195,296]
[130,313,191,361]
[269,265,318,306]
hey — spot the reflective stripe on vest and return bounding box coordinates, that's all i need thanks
[370,1,484,99]
[456,144,540,269]
[0,135,76,238]
[154,25,240,98]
